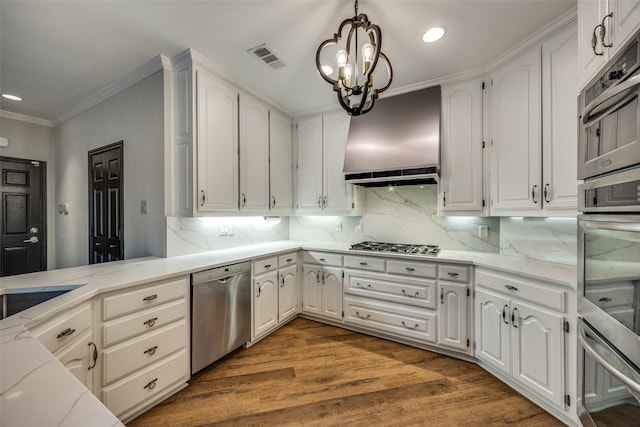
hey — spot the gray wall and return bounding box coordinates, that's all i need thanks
[54,70,167,268]
[0,117,57,268]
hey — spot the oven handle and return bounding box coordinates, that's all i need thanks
[581,73,640,126]
[579,219,640,233]
[578,320,640,397]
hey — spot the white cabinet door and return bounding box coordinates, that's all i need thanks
[302,265,322,315]
[511,299,565,408]
[542,24,579,212]
[612,0,640,50]
[437,282,468,352]
[322,111,352,213]
[441,79,484,213]
[239,93,270,212]
[56,331,94,391]
[490,47,541,212]
[269,109,293,213]
[322,266,343,320]
[278,264,297,322]
[297,117,324,213]
[254,271,278,338]
[197,70,239,212]
[579,0,610,88]
[475,289,511,375]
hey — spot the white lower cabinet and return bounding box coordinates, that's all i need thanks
[475,268,568,412]
[301,251,343,321]
[252,252,299,340]
[93,276,190,423]
[28,301,95,391]
[437,281,468,352]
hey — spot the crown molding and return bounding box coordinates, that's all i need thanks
[0,110,54,127]
[52,54,173,127]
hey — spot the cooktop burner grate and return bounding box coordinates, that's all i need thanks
[349,241,440,256]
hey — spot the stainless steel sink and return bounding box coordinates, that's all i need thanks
[0,284,84,319]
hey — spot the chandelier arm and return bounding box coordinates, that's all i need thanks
[376,52,393,94]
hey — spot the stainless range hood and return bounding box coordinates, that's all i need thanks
[343,86,441,187]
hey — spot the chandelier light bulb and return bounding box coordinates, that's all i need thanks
[343,63,353,88]
[362,43,374,73]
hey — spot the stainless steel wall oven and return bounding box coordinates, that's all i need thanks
[577,29,640,427]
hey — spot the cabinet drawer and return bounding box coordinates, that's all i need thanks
[102,349,188,418]
[344,296,436,343]
[253,257,278,274]
[278,253,298,268]
[102,320,187,385]
[303,251,343,266]
[30,301,92,355]
[344,270,436,309]
[585,283,635,310]
[387,260,437,278]
[102,277,188,321]
[103,299,186,347]
[439,265,469,283]
[476,269,566,312]
[344,256,386,272]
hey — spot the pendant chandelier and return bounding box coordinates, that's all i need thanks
[315,0,393,116]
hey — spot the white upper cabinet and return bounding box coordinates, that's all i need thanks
[172,49,294,216]
[490,22,578,216]
[297,111,358,214]
[269,109,294,214]
[542,24,579,211]
[579,0,640,89]
[239,93,270,212]
[441,78,485,214]
[197,69,240,212]
[490,46,542,212]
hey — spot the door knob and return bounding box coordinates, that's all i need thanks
[23,236,39,244]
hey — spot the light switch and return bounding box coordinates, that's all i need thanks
[478,225,489,238]
[141,200,148,214]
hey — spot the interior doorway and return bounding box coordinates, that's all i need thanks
[88,141,124,264]
[0,156,47,276]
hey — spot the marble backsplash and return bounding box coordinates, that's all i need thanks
[166,216,290,257]
[166,186,578,265]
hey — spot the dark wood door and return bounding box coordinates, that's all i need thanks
[89,142,123,264]
[0,157,46,276]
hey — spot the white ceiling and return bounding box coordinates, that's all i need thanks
[0,0,575,124]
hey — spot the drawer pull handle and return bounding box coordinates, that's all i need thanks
[144,317,158,327]
[144,346,158,356]
[511,308,519,328]
[319,258,326,262]
[144,378,158,390]
[56,328,76,339]
[264,264,272,269]
[401,321,419,330]
[88,342,98,370]
[402,289,420,298]
[447,272,459,277]
[359,262,368,266]
[355,311,371,320]
[143,294,158,302]
[286,258,293,262]
[405,267,415,272]
[599,297,612,303]
[505,285,518,292]
[502,305,509,325]
[440,288,444,304]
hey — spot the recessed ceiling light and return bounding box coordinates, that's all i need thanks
[2,93,22,101]
[321,65,334,75]
[423,27,446,43]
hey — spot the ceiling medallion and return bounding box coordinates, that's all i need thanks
[315,0,393,116]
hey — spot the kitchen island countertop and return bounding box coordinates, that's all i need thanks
[0,241,577,426]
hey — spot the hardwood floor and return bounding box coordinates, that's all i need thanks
[128,318,564,426]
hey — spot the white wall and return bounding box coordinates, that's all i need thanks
[54,70,167,268]
[0,117,57,268]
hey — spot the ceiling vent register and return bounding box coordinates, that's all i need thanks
[247,44,285,70]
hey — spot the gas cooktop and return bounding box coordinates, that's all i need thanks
[349,241,440,256]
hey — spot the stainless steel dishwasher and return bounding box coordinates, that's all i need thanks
[191,262,251,374]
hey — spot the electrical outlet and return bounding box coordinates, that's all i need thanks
[478,225,489,238]
[336,222,343,232]
[219,224,234,236]
[140,200,148,214]
[356,222,363,233]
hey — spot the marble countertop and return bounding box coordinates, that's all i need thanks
[0,240,577,426]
